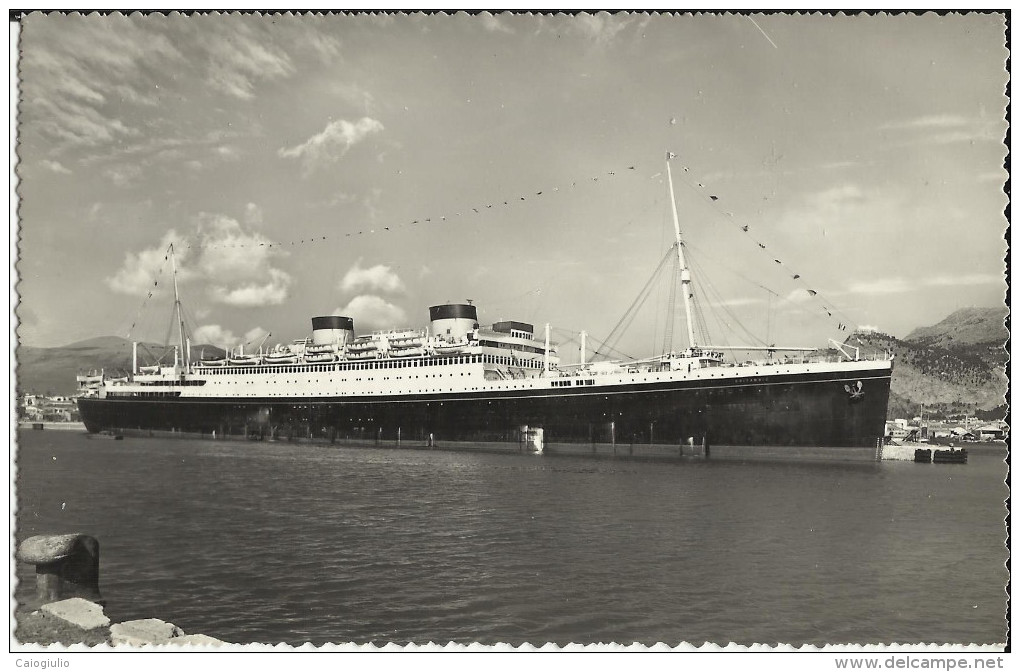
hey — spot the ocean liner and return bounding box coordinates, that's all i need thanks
[77,157,893,456]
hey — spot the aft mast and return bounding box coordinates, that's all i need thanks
[665,152,697,350]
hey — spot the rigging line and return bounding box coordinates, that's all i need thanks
[663,255,678,355]
[550,327,634,361]
[652,194,671,356]
[596,247,674,358]
[593,244,676,361]
[689,273,727,349]
[670,167,858,327]
[605,266,668,362]
[188,163,646,252]
[683,240,780,298]
[687,254,766,347]
[124,242,173,340]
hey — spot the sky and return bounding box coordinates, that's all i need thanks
[13,12,1008,363]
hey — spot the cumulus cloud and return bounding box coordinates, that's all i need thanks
[339,260,405,294]
[278,117,384,174]
[243,326,271,346]
[192,324,238,349]
[208,268,292,307]
[193,214,292,306]
[336,295,407,331]
[105,213,292,307]
[40,159,71,174]
[105,229,194,296]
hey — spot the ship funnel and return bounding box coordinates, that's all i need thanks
[311,315,354,346]
[429,304,479,340]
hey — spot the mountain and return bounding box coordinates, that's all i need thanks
[16,338,224,396]
[855,306,1008,420]
[904,306,1008,349]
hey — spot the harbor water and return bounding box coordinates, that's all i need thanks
[14,431,1007,646]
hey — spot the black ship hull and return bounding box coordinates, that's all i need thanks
[77,367,891,451]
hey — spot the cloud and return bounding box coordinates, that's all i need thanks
[844,273,1003,296]
[880,114,1002,145]
[572,12,633,44]
[278,117,384,175]
[105,164,142,187]
[857,325,880,333]
[244,202,263,226]
[209,269,291,307]
[106,213,293,307]
[785,288,816,304]
[479,12,513,33]
[336,295,407,331]
[193,324,238,349]
[215,145,240,161]
[880,115,971,130]
[203,20,293,100]
[340,260,405,294]
[105,229,194,295]
[846,277,913,295]
[194,214,293,306]
[243,326,271,346]
[20,15,181,151]
[192,325,270,350]
[40,159,71,174]
[924,273,1003,287]
[713,297,763,308]
[19,15,322,158]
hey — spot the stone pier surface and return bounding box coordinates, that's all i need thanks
[110,619,185,646]
[16,600,228,647]
[40,598,110,630]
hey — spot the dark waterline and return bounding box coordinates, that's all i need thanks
[14,431,1008,646]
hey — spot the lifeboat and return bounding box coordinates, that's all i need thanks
[305,353,338,363]
[228,355,261,366]
[390,347,426,358]
[264,354,299,365]
[138,365,160,374]
[305,343,337,354]
[433,339,469,355]
[346,350,379,360]
[199,358,226,367]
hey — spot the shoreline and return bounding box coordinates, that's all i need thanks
[16,421,87,432]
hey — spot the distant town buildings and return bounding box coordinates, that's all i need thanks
[17,394,80,422]
[885,416,1007,443]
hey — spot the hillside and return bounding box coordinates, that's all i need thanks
[856,306,1008,419]
[904,306,1008,349]
[16,338,224,396]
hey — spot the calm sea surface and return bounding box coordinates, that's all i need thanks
[14,431,1008,646]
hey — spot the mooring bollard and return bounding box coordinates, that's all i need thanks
[16,534,103,608]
